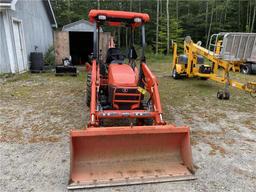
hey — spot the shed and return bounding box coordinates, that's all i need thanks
[0,0,57,73]
[55,19,110,65]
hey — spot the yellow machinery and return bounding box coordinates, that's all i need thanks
[171,36,256,99]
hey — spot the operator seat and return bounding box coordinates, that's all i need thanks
[106,48,125,64]
[107,48,138,87]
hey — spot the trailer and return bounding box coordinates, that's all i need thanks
[209,32,256,74]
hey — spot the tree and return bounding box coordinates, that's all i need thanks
[206,0,215,47]
[176,0,179,20]
[205,0,209,37]
[158,16,183,54]
[170,17,183,51]
[166,0,170,55]
[155,0,160,54]
[50,0,255,53]
[251,0,256,32]
[97,0,100,9]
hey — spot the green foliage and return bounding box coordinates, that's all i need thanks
[157,16,183,54]
[158,16,168,54]
[44,46,55,66]
[170,17,183,51]
[51,0,256,54]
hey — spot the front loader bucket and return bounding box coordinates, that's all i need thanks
[68,125,195,189]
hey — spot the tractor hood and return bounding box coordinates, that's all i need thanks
[108,64,138,87]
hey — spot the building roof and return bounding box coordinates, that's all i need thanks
[0,0,16,10]
[43,0,57,28]
[0,0,57,28]
[0,0,13,3]
[62,19,103,32]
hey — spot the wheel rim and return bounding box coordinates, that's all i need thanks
[172,69,177,78]
[242,66,249,74]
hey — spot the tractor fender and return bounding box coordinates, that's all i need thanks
[86,63,92,72]
[141,63,158,88]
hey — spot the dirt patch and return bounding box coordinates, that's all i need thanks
[207,141,227,157]
[1,63,256,192]
[28,136,60,143]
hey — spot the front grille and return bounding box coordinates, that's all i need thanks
[112,87,141,109]
[115,95,140,101]
[115,88,139,94]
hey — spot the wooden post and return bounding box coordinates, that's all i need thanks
[54,31,70,65]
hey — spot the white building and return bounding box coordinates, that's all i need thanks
[0,0,57,73]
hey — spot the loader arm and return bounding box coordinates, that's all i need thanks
[141,63,165,124]
[89,59,98,126]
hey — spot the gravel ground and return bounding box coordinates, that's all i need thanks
[0,69,255,192]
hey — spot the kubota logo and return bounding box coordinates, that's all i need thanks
[122,88,128,93]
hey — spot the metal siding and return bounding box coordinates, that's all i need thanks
[221,33,256,62]
[63,22,95,32]
[62,20,103,32]
[10,0,54,64]
[64,22,94,32]
[0,12,11,73]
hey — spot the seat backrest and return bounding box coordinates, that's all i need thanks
[127,47,138,60]
[106,48,125,64]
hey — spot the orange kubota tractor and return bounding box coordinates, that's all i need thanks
[68,10,195,189]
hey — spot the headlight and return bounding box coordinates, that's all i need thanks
[134,17,142,23]
[98,15,106,20]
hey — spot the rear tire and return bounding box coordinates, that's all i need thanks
[223,91,230,100]
[86,73,91,107]
[217,91,224,100]
[217,90,230,100]
[241,64,252,74]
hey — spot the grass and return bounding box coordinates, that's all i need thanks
[146,54,255,112]
[0,70,86,143]
[1,55,254,116]
[1,54,255,131]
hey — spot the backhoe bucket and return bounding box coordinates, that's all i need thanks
[68,125,195,189]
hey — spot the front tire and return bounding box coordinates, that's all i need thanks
[172,69,180,79]
[217,90,230,100]
[86,73,91,107]
[217,91,224,100]
[223,91,230,100]
[241,64,252,74]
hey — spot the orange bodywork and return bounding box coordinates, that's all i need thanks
[68,10,194,189]
[87,59,165,126]
[89,9,150,27]
[108,64,138,87]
